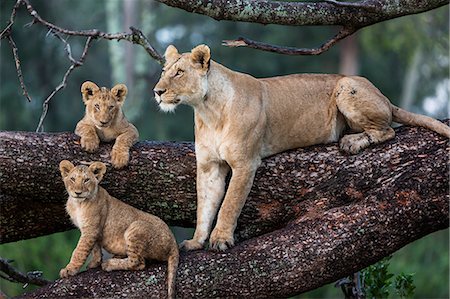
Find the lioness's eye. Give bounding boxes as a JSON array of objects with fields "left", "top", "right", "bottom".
[
  {"left": 84, "top": 178, "right": 90, "bottom": 183},
  {"left": 70, "top": 177, "right": 75, "bottom": 182},
  {"left": 95, "top": 104, "right": 100, "bottom": 110},
  {"left": 175, "top": 69, "right": 184, "bottom": 77}
]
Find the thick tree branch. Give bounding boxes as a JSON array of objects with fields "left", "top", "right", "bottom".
[
  {"left": 157, "top": 0, "right": 448, "bottom": 26},
  {"left": 1, "top": 122, "right": 448, "bottom": 243},
  {"left": 158, "top": 0, "right": 449, "bottom": 55},
  {"left": 1, "top": 122, "right": 448, "bottom": 297}
]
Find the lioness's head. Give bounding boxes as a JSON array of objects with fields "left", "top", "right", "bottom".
[
  {"left": 153, "top": 44, "right": 211, "bottom": 112},
  {"left": 81, "top": 81, "right": 128, "bottom": 128},
  {"left": 60, "top": 160, "right": 106, "bottom": 201}
]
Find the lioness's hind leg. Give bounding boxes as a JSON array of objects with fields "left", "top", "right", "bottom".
[{"left": 335, "top": 77, "right": 395, "bottom": 154}]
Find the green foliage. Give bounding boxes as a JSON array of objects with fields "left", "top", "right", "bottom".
[
  {"left": 394, "top": 273, "right": 416, "bottom": 299},
  {"left": 362, "top": 256, "right": 396, "bottom": 299},
  {"left": 362, "top": 256, "right": 416, "bottom": 299}
]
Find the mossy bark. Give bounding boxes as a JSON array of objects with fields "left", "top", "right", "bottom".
[{"left": 1, "top": 122, "right": 449, "bottom": 297}]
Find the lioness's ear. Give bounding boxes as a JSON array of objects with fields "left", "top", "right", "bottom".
[
  {"left": 191, "top": 44, "right": 210, "bottom": 70},
  {"left": 164, "top": 45, "right": 179, "bottom": 63},
  {"left": 111, "top": 84, "right": 128, "bottom": 103},
  {"left": 81, "top": 81, "right": 100, "bottom": 104},
  {"left": 89, "top": 162, "right": 107, "bottom": 182},
  {"left": 60, "top": 160, "right": 75, "bottom": 178}
]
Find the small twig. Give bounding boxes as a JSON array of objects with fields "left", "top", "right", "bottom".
[
  {"left": 0, "top": 0, "right": 21, "bottom": 40},
  {"left": 130, "top": 26, "right": 164, "bottom": 65},
  {"left": 223, "top": 27, "right": 358, "bottom": 55},
  {"left": 6, "top": 35, "right": 32, "bottom": 102},
  {"left": 51, "top": 31, "right": 81, "bottom": 65},
  {"left": 35, "top": 36, "right": 93, "bottom": 132},
  {"left": 0, "top": 257, "right": 50, "bottom": 287}
]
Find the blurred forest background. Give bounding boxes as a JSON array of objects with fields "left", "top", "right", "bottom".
[{"left": 0, "top": 0, "right": 448, "bottom": 297}]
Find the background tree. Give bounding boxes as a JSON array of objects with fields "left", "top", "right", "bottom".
[{"left": 0, "top": 0, "right": 448, "bottom": 297}]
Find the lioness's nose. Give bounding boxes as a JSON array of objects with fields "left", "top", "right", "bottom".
[
  {"left": 154, "top": 88, "right": 166, "bottom": 96},
  {"left": 75, "top": 191, "right": 82, "bottom": 195}
]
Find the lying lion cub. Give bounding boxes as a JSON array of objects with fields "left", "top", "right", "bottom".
[
  {"left": 76, "top": 81, "right": 139, "bottom": 169},
  {"left": 154, "top": 44, "right": 450, "bottom": 252},
  {"left": 59, "top": 160, "right": 179, "bottom": 299}
]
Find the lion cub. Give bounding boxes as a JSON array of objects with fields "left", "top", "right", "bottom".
[
  {"left": 59, "top": 160, "right": 179, "bottom": 299},
  {"left": 76, "top": 81, "right": 139, "bottom": 169}
]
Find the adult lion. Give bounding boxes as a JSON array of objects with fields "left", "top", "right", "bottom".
[{"left": 154, "top": 44, "right": 450, "bottom": 251}]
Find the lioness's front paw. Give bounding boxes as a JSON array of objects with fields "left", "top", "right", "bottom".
[
  {"left": 179, "top": 239, "right": 204, "bottom": 251},
  {"left": 80, "top": 136, "right": 100, "bottom": 153},
  {"left": 111, "top": 148, "right": 129, "bottom": 169},
  {"left": 59, "top": 266, "right": 78, "bottom": 278},
  {"left": 209, "top": 228, "right": 234, "bottom": 251}
]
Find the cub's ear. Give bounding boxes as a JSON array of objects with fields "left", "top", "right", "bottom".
[
  {"left": 111, "top": 84, "right": 128, "bottom": 103},
  {"left": 191, "top": 44, "right": 210, "bottom": 70},
  {"left": 60, "top": 160, "right": 75, "bottom": 178},
  {"left": 164, "top": 45, "right": 179, "bottom": 63},
  {"left": 81, "top": 81, "right": 100, "bottom": 104},
  {"left": 89, "top": 161, "right": 107, "bottom": 182}
]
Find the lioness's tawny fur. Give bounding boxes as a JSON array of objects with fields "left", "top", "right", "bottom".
[
  {"left": 154, "top": 44, "right": 450, "bottom": 252},
  {"left": 76, "top": 81, "right": 139, "bottom": 169},
  {"left": 59, "top": 160, "right": 179, "bottom": 299}
]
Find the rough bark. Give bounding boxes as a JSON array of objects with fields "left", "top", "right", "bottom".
[
  {"left": 0, "top": 121, "right": 448, "bottom": 239},
  {"left": 156, "top": 0, "right": 449, "bottom": 27},
  {"left": 1, "top": 122, "right": 449, "bottom": 297},
  {"left": 0, "top": 123, "right": 449, "bottom": 298}
]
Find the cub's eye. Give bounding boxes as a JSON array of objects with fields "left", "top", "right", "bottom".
[
  {"left": 70, "top": 177, "right": 75, "bottom": 182},
  {"left": 94, "top": 104, "right": 100, "bottom": 110},
  {"left": 175, "top": 69, "right": 184, "bottom": 77},
  {"left": 84, "top": 178, "right": 90, "bottom": 184},
  {"left": 108, "top": 105, "right": 115, "bottom": 111}
]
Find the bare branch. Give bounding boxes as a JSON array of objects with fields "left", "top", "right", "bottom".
[
  {"left": 35, "top": 36, "right": 93, "bottom": 132},
  {"left": 0, "top": 0, "right": 21, "bottom": 39},
  {"left": 223, "top": 27, "right": 357, "bottom": 55},
  {"left": 0, "top": 257, "right": 51, "bottom": 287},
  {"left": 6, "top": 35, "right": 32, "bottom": 102}
]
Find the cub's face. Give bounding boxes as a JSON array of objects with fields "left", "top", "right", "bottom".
[
  {"left": 59, "top": 160, "right": 106, "bottom": 201},
  {"left": 153, "top": 44, "right": 211, "bottom": 112},
  {"left": 81, "top": 81, "right": 128, "bottom": 128}
]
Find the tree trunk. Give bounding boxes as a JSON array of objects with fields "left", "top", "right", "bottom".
[{"left": 1, "top": 122, "right": 449, "bottom": 297}]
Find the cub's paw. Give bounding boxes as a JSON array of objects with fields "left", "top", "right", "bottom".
[
  {"left": 101, "top": 260, "right": 114, "bottom": 272},
  {"left": 209, "top": 229, "right": 234, "bottom": 251},
  {"left": 111, "top": 148, "right": 129, "bottom": 169},
  {"left": 179, "top": 239, "right": 204, "bottom": 251},
  {"left": 80, "top": 136, "right": 100, "bottom": 153},
  {"left": 87, "top": 259, "right": 102, "bottom": 269},
  {"left": 59, "top": 266, "right": 78, "bottom": 278}
]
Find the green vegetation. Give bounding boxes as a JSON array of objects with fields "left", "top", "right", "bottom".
[{"left": 0, "top": 0, "right": 448, "bottom": 297}]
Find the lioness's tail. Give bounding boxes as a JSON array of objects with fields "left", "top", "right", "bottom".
[
  {"left": 167, "top": 250, "right": 179, "bottom": 299},
  {"left": 391, "top": 104, "right": 450, "bottom": 138}
]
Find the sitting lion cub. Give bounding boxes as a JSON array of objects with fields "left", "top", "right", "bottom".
[
  {"left": 76, "top": 81, "right": 139, "bottom": 169},
  {"left": 59, "top": 160, "right": 179, "bottom": 299}
]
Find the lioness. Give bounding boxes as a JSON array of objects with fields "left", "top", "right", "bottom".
[
  {"left": 76, "top": 81, "right": 139, "bottom": 169},
  {"left": 59, "top": 160, "right": 179, "bottom": 299},
  {"left": 154, "top": 44, "right": 450, "bottom": 251}
]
